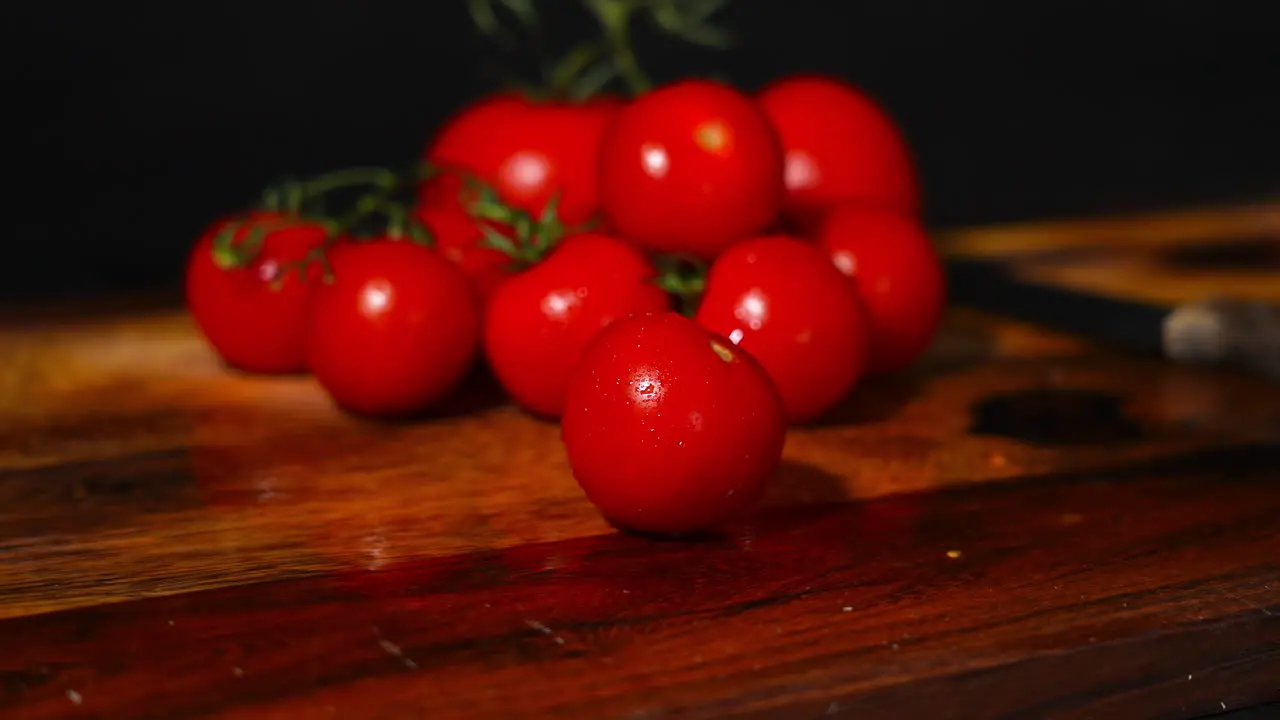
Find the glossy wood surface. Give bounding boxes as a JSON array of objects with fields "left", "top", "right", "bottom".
[{"left": 2, "top": 202, "right": 1279, "bottom": 719}]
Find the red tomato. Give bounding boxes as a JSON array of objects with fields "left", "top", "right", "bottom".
[
  {"left": 696, "top": 235, "right": 870, "bottom": 424},
  {"left": 816, "top": 205, "right": 946, "bottom": 374},
  {"left": 306, "top": 239, "right": 481, "bottom": 417},
  {"left": 185, "top": 211, "right": 329, "bottom": 374},
  {"left": 484, "top": 233, "right": 670, "bottom": 419},
  {"left": 422, "top": 94, "right": 622, "bottom": 226},
  {"left": 413, "top": 203, "right": 513, "bottom": 302},
  {"left": 561, "top": 312, "right": 787, "bottom": 535},
  {"left": 757, "top": 75, "right": 918, "bottom": 235},
  {"left": 597, "top": 79, "right": 785, "bottom": 260}
]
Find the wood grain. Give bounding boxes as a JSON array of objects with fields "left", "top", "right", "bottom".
[
  {"left": 2, "top": 203, "right": 1279, "bottom": 718},
  {"left": 939, "top": 199, "right": 1280, "bottom": 305},
  {"left": 1, "top": 452, "right": 1277, "bottom": 719}
]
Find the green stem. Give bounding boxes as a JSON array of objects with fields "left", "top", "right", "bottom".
[
  {"left": 467, "top": 0, "right": 504, "bottom": 40},
  {"left": 256, "top": 166, "right": 403, "bottom": 219},
  {"left": 587, "top": 0, "right": 652, "bottom": 95},
  {"left": 282, "top": 179, "right": 305, "bottom": 215},
  {"left": 260, "top": 185, "right": 282, "bottom": 213},
  {"left": 385, "top": 203, "right": 407, "bottom": 240},
  {"left": 339, "top": 193, "right": 404, "bottom": 235},
  {"left": 546, "top": 40, "right": 609, "bottom": 97},
  {"left": 300, "top": 167, "right": 399, "bottom": 198},
  {"left": 257, "top": 178, "right": 307, "bottom": 215}
]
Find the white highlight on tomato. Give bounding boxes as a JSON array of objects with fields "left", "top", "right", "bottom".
[
  {"left": 733, "top": 287, "right": 769, "bottom": 331},
  {"left": 540, "top": 289, "right": 581, "bottom": 325},
  {"left": 358, "top": 280, "right": 392, "bottom": 317},
  {"left": 502, "top": 151, "right": 550, "bottom": 191},
  {"left": 784, "top": 149, "right": 819, "bottom": 191},
  {"left": 831, "top": 250, "right": 858, "bottom": 277},
  {"left": 640, "top": 142, "right": 670, "bottom": 179}
]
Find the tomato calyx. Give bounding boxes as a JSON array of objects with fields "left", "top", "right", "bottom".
[
  {"left": 651, "top": 253, "right": 708, "bottom": 317},
  {"left": 458, "top": 174, "right": 590, "bottom": 268},
  {"left": 208, "top": 214, "right": 332, "bottom": 273}
]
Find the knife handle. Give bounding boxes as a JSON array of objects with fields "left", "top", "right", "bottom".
[{"left": 1163, "top": 298, "right": 1280, "bottom": 379}]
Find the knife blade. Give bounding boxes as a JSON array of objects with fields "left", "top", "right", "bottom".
[{"left": 945, "top": 256, "right": 1280, "bottom": 380}]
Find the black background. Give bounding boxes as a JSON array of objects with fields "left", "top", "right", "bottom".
[{"left": 9, "top": 0, "right": 1278, "bottom": 301}]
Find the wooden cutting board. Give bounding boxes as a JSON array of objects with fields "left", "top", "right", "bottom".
[{"left": 1, "top": 202, "right": 1278, "bottom": 719}]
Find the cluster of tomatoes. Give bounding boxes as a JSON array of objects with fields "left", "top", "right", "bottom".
[{"left": 185, "top": 73, "right": 944, "bottom": 536}]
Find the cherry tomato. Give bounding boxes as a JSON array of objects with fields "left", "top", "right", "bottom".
[
  {"left": 696, "top": 235, "right": 870, "bottom": 424},
  {"left": 185, "top": 211, "right": 329, "bottom": 374},
  {"left": 413, "top": 202, "right": 513, "bottom": 303},
  {"left": 597, "top": 79, "right": 785, "bottom": 260},
  {"left": 816, "top": 205, "right": 946, "bottom": 374},
  {"left": 757, "top": 75, "right": 919, "bottom": 235},
  {"left": 306, "top": 239, "right": 481, "bottom": 417},
  {"left": 422, "top": 94, "right": 622, "bottom": 226},
  {"left": 484, "top": 233, "right": 670, "bottom": 419},
  {"left": 561, "top": 312, "right": 786, "bottom": 535}
]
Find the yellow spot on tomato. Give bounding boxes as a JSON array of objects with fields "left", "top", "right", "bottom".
[
  {"left": 708, "top": 338, "right": 736, "bottom": 363},
  {"left": 694, "top": 120, "right": 733, "bottom": 156}
]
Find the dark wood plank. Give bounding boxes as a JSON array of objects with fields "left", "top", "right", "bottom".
[{"left": 1, "top": 446, "right": 1277, "bottom": 719}]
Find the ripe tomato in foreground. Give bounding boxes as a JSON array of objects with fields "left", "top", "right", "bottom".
[
  {"left": 484, "top": 233, "right": 670, "bottom": 419},
  {"left": 757, "top": 75, "right": 918, "bottom": 235},
  {"left": 696, "top": 235, "right": 870, "bottom": 424},
  {"left": 597, "top": 79, "right": 785, "bottom": 260},
  {"left": 186, "top": 211, "right": 329, "bottom": 374},
  {"left": 561, "top": 313, "right": 787, "bottom": 535},
  {"left": 816, "top": 205, "right": 946, "bottom": 374},
  {"left": 414, "top": 202, "right": 513, "bottom": 303},
  {"left": 423, "top": 94, "right": 622, "bottom": 226},
  {"left": 306, "top": 240, "right": 481, "bottom": 417}
]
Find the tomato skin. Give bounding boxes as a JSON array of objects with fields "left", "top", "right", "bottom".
[
  {"left": 816, "top": 205, "right": 946, "bottom": 374},
  {"left": 413, "top": 203, "right": 513, "bottom": 303},
  {"left": 306, "top": 239, "right": 481, "bottom": 417},
  {"left": 185, "top": 212, "right": 328, "bottom": 374},
  {"left": 561, "top": 312, "right": 786, "bottom": 535},
  {"left": 597, "top": 79, "right": 785, "bottom": 260},
  {"left": 757, "top": 75, "right": 918, "bottom": 235},
  {"left": 696, "top": 235, "right": 870, "bottom": 424},
  {"left": 484, "top": 233, "right": 670, "bottom": 419},
  {"left": 423, "top": 94, "right": 623, "bottom": 226}
]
